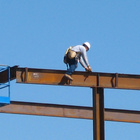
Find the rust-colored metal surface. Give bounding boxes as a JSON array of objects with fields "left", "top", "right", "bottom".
[
  {"left": 16, "top": 67, "right": 140, "bottom": 90},
  {"left": 93, "top": 88, "right": 105, "bottom": 140},
  {"left": 105, "top": 108, "right": 140, "bottom": 123},
  {"left": 0, "top": 66, "right": 18, "bottom": 83},
  {"left": 0, "top": 66, "right": 140, "bottom": 140},
  {"left": 0, "top": 101, "right": 93, "bottom": 119},
  {"left": 0, "top": 101, "right": 140, "bottom": 123}
]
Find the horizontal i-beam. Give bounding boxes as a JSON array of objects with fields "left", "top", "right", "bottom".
[
  {"left": 0, "top": 101, "right": 140, "bottom": 123},
  {"left": 16, "top": 67, "right": 140, "bottom": 90}
]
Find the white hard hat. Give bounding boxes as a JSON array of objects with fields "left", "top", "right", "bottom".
[{"left": 83, "top": 42, "right": 91, "bottom": 49}]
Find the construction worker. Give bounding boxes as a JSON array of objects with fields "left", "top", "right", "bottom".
[{"left": 64, "top": 42, "right": 92, "bottom": 81}]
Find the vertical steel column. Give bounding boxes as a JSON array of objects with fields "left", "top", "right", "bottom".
[{"left": 93, "top": 88, "right": 105, "bottom": 140}]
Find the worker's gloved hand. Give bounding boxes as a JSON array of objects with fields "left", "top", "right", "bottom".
[
  {"left": 85, "top": 67, "right": 89, "bottom": 71},
  {"left": 88, "top": 66, "right": 92, "bottom": 72},
  {"left": 85, "top": 66, "right": 92, "bottom": 72}
]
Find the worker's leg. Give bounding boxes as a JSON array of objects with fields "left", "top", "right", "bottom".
[
  {"left": 65, "top": 58, "right": 77, "bottom": 80},
  {"left": 66, "top": 63, "right": 77, "bottom": 75}
]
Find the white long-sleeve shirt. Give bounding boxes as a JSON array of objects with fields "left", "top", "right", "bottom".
[{"left": 71, "top": 45, "right": 90, "bottom": 68}]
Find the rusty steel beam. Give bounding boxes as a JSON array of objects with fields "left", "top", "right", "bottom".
[
  {"left": 0, "top": 65, "right": 18, "bottom": 83},
  {"left": 0, "top": 101, "right": 93, "bottom": 119},
  {"left": 16, "top": 67, "right": 140, "bottom": 90},
  {"left": 0, "top": 101, "right": 140, "bottom": 123},
  {"left": 93, "top": 88, "right": 105, "bottom": 140}
]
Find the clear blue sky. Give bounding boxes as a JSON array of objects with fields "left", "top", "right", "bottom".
[{"left": 0, "top": 0, "right": 140, "bottom": 140}]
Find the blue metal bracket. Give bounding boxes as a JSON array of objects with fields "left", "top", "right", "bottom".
[{"left": 0, "top": 65, "right": 10, "bottom": 106}]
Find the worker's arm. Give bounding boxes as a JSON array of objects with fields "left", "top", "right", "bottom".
[
  {"left": 79, "top": 57, "right": 87, "bottom": 68},
  {"left": 80, "top": 47, "right": 90, "bottom": 67},
  {"left": 79, "top": 57, "right": 92, "bottom": 72},
  {"left": 79, "top": 47, "right": 92, "bottom": 72}
]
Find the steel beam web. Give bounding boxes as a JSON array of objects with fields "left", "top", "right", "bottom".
[
  {"left": 16, "top": 67, "right": 140, "bottom": 90},
  {"left": 0, "top": 101, "right": 140, "bottom": 123}
]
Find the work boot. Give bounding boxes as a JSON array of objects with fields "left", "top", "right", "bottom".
[{"left": 64, "top": 74, "right": 73, "bottom": 81}]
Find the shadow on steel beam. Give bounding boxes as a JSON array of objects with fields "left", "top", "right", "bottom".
[{"left": 58, "top": 76, "right": 72, "bottom": 85}]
